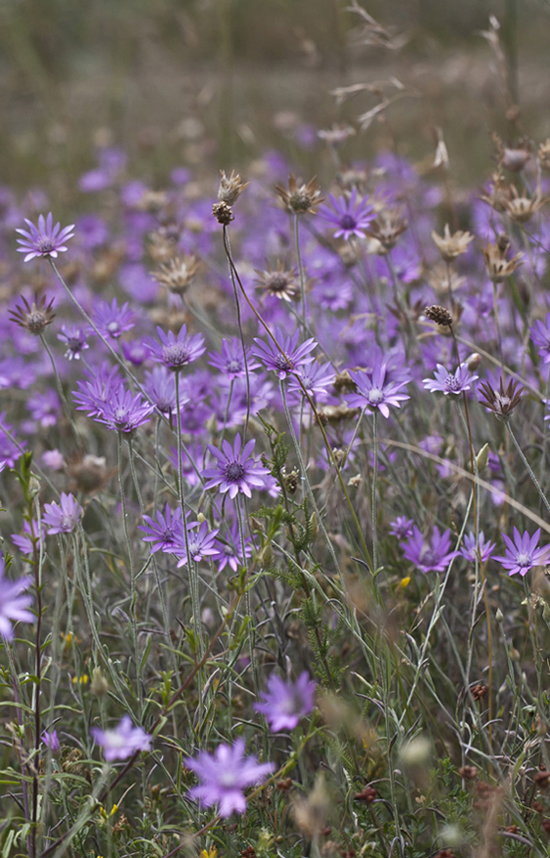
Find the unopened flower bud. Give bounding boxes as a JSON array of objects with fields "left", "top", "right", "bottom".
[
  {"left": 259, "top": 543, "right": 274, "bottom": 566},
  {"left": 91, "top": 667, "right": 109, "bottom": 697},
  {"left": 29, "top": 476, "right": 41, "bottom": 498},
  {"left": 309, "top": 512, "right": 319, "bottom": 539},
  {"left": 475, "top": 443, "right": 489, "bottom": 471},
  {"left": 197, "top": 512, "right": 206, "bottom": 524},
  {"left": 495, "top": 607, "right": 504, "bottom": 623},
  {"left": 466, "top": 352, "right": 482, "bottom": 371}
]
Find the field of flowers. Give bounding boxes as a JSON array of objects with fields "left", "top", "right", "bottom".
[{"left": 3, "top": 3, "right": 550, "bottom": 858}]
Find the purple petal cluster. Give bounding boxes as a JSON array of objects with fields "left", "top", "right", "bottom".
[
  {"left": 203, "top": 434, "right": 270, "bottom": 499},
  {"left": 254, "top": 671, "right": 316, "bottom": 731},
  {"left": 145, "top": 325, "right": 206, "bottom": 371},
  {"left": 43, "top": 492, "right": 83, "bottom": 535},
  {"left": 91, "top": 715, "right": 152, "bottom": 761},
  {"left": 16, "top": 213, "right": 75, "bottom": 262},
  {"left": 493, "top": 527, "right": 550, "bottom": 577},
  {"left": 400, "top": 526, "right": 459, "bottom": 573},
  {"left": 0, "top": 555, "right": 33, "bottom": 640}
]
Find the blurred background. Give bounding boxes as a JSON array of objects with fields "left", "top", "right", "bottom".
[{"left": 1, "top": 0, "right": 549, "bottom": 198}]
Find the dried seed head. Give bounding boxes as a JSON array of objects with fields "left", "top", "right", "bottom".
[
  {"left": 503, "top": 186, "right": 549, "bottom": 222},
  {"left": 426, "top": 263, "right": 466, "bottom": 296},
  {"left": 424, "top": 304, "right": 453, "bottom": 327},
  {"left": 482, "top": 241, "right": 523, "bottom": 281},
  {"left": 152, "top": 255, "right": 201, "bottom": 295},
  {"left": 217, "top": 169, "right": 249, "bottom": 206},
  {"left": 212, "top": 201, "right": 235, "bottom": 225},
  {"left": 68, "top": 454, "right": 114, "bottom": 494},
  {"left": 275, "top": 174, "right": 324, "bottom": 215},
  {"left": 315, "top": 404, "right": 360, "bottom": 426},
  {"left": 318, "top": 123, "right": 356, "bottom": 149},
  {"left": 493, "top": 133, "right": 531, "bottom": 172},
  {"left": 9, "top": 293, "right": 56, "bottom": 335},
  {"left": 459, "top": 765, "right": 479, "bottom": 780},
  {"left": 283, "top": 467, "right": 300, "bottom": 494},
  {"left": 148, "top": 227, "right": 181, "bottom": 263},
  {"left": 431, "top": 223, "right": 474, "bottom": 262},
  {"left": 255, "top": 260, "right": 297, "bottom": 302},
  {"left": 538, "top": 139, "right": 550, "bottom": 171},
  {"left": 478, "top": 376, "right": 523, "bottom": 421},
  {"left": 365, "top": 208, "right": 408, "bottom": 250},
  {"left": 337, "top": 166, "right": 369, "bottom": 195},
  {"left": 137, "top": 190, "right": 168, "bottom": 213},
  {"left": 470, "top": 683, "right": 487, "bottom": 701}
]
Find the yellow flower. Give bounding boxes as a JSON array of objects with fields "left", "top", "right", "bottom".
[
  {"left": 71, "top": 674, "right": 89, "bottom": 685},
  {"left": 399, "top": 577, "right": 411, "bottom": 589},
  {"left": 200, "top": 848, "right": 217, "bottom": 858}
]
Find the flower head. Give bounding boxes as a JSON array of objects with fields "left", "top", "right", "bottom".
[
  {"left": 175, "top": 521, "right": 220, "bottom": 567},
  {"left": 275, "top": 174, "right": 324, "bottom": 215},
  {"left": 319, "top": 189, "right": 374, "bottom": 240},
  {"left": 530, "top": 314, "right": 550, "bottom": 363},
  {"left": 43, "top": 492, "right": 83, "bottom": 535},
  {"left": 0, "top": 556, "right": 33, "bottom": 640},
  {"left": 212, "top": 521, "right": 253, "bottom": 573},
  {"left": 9, "top": 294, "right": 56, "bottom": 335},
  {"left": 203, "top": 434, "right": 270, "bottom": 499},
  {"left": 91, "top": 715, "right": 152, "bottom": 762},
  {"left": 58, "top": 325, "right": 89, "bottom": 360},
  {"left": 145, "top": 325, "right": 206, "bottom": 372},
  {"left": 252, "top": 328, "right": 316, "bottom": 380},
  {"left": 482, "top": 240, "right": 523, "bottom": 282},
  {"left": 93, "top": 299, "right": 135, "bottom": 340},
  {"left": 346, "top": 364, "right": 409, "bottom": 418},
  {"left": 185, "top": 739, "right": 275, "bottom": 817},
  {"left": 73, "top": 363, "right": 123, "bottom": 417},
  {"left": 152, "top": 255, "right": 200, "bottom": 295},
  {"left": 208, "top": 338, "right": 259, "bottom": 380},
  {"left": 96, "top": 385, "right": 154, "bottom": 433},
  {"left": 389, "top": 517, "right": 414, "bottom": 539},
  {"left": 255, "top": 261, "right": 297, "bottom": 302},
  {"left": 16, "top": 213, "right": 75, "bottom": 262},
  {"left": 138, "top": 504, "right": 195, "bottom": 554},
  {"left": 479, "top": 376, "right": 523, "bottom": 421},
  {"left": 493, "top": 527, "right": 550, "bottom": 577},
  {"left": 254, "top": 672, "right": 316, "bottom": 731},
  {"left": 41, "top": 730, "right": 60, "bottom": 753},
  {"left": 401, "top": 526, "right": 459, "bottom": 573},
  {"left": 423, "top": 363, "right": 478, "bottom": 396},
  {"left": 460, "top": 531, "right": 496, "bottom": 564},
  {"left": 431, "top": 224, "right": 474, "bottom": 262}
]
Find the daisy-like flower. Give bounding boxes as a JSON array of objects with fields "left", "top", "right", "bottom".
[
  {"left": 175, "top": 521, "right": 220, "bottom": 567},
  {"left": 93, "top": 299, "right": 135, "bottom": 340},
  {"left": 138, "top": 504, "right": 195, "bottom": 554},
  {"left": 9, "top": 294, "right": 56, "bottom": 335},
  {"left": 319, "top": 189, "right": 374, "bottom": 240},
  {"left": 203, "top": 434, "right": 270, "bottom": 499},
  {"left": 287, "top": 361, "right": 335, "bottom": 403},
  {"left": 0, "top": 555, "right": 33, "bottom": 640},
  {"left": 73, "top": 363, "right": 123, "bottom": 417},
  {"left": 493, "top": 527, "right": 550, "bottom": 577},
  {"left": 255, "top": 261, "right": 297, "bottom": 302},
  {"left": 346, "top": 364, "right": 410, "bottom": 418},
  {"left": 41, "top": 730, "right": 60, "bottom": 753},
  {"left": 12, "top": 520, "right": 46, "bottom": 556},
  {"left": 530, "top": 314, "right": 550, "bottom": 363},
  {"left": 16, "top": 213, "right": 75, "bottom": 262},
  {"left": 143, "top": 366, "right": 181, "bottom": 416},
  {"left": 95, "top": 385, "right": 154, "bottom": 433},
  {"left": 185, "top": 738, "right": 275, "bottom": 817},
  {"left": 254, "top": 671, "right": 316, "bottom": 732},
  {"left": 400, "top": 526, "right": 459, "bottom": 574},
  {"left": 212, "top": 521, "right": 253, "bottom": 573},
  {"left": 460, "top": 531, "right": 496, "bottom": 563},
  {"left": 144, "top": 325, "right": 206, "bottom": 372},
  {"left": 91, "top": 715, "right": 151, "bottom": 762},
  {"left": 389, "top": 516, "right": 414, "bottom": 539},
  {"left": 43, "top": 492, "right": 83, "bottom": 535},
  {"left": 58, "top": 325, "right": 89, "bottom": 361},
  {"left": 423, "top": 363, "right": 478, "bottom": 396},
  {"left": 252, "top": 328, "right": 316, "bottom": 380},
  {"left": 208, "top": 338, "right": 259, "bottom": 380}
]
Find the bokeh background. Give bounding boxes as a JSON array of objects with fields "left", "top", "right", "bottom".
[{"left": 1, "top": 0, "right": 549, "bottom": 198}]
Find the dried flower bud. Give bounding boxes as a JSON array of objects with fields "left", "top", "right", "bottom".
[
  {"left": 91, "top": 667, "right": 109, "bottom": 697},
  {"left": 482, "top": 241, "right": 523, "bottom": 281},
  {"left": 431, "top": 224, "right": 474, "bottom": 262},
  {"left": 152, "top": 255, "right": 200, "bottom": 295},
  {"left": 479, "top": 377, "right": 523, "bottom": 421},
  {"left": 424, "top": 304, "right": 453, "bottom": 327},
  {"left": 538, "top": 139, "right": 550, "bottom": 171},
  {"left": 365, "top": 208, "right": 408, "bottom": 251},
  {"left": 465, "top": 352, "right": 482, "bottom": 371},
  {"left": 470, "top": 683, "right": 487, "bottom": 701},
  {"left": 275, "top": 174, "right": 324, "bottom": 215},
  {"left": 354, "top": 786, "right": 377, "bottom": 803},
  {"left": 284, "top": 468, "right": 299, "bottom": 494},
  {"left": 218, "top": 169, "right": 249, "bottom": 206},
  {"left": 276, "top": 777, "right": 293, "bottom": 791},
  {"left": 212, "top": 202, "right": 235, "bottom": 225},
  {"left": 9, "top": 293, "right": 56, "bottom": 336},
  {"left": 458, "top": 765, "right": 478, "bottom": 780},
  {"left": 255, "top": 261, "right": 297, "bottom": 302}
]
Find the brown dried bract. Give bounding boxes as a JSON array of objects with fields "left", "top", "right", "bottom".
[
  {"left": 482, "top": 241, "right": 523, "bottom": 282},
  {"left": 255, "top": 260, "right": 297, "bottom": 302},
  {"left": 431, "top": 223, "right": 474, "bottom": 262},
  {"left": 479, "top": 376, "right": 523, "bottom": 421},
  {"left": 152, "top": 255, "right": 201, "bottom": 295},
  {"left": 218, "top": 169, "right": 250, "bottom": 206},
  {"left": 9, "top": 293, "right": 56, "bottom": 336},
  {"left": 275, "top": 173, "right": 324, "bottom": 215},
  {"left": 365, "top": 208, "right": 408, "bottom": 251}
]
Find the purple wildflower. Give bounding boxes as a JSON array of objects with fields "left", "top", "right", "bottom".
[
  {"left": 144, "top": 325, "right": 205, "bottom": 371},
  {"left": 203, "top": 434, "right": 270, "bottom": 499},
  {"left": 73, "top": 364, "right": 123, "bottom": 417},
  {"left": 389, "top": 517, "right": 414, "bottom": 539},
  {"left": 43, "top": 492, "right": 83, "bottom": 535},
  {"left": 185, "top": 738, "right": 275, "bottom": 817},
  {"left": 27, "top": 390, "right": 61, "bottom": 428},
  {"left": 319, "top": 189, "right": 374, "bottom": 240},
  {"left": 423, "top": 364, "right": 478, "bottom": 396},
  {"left": 254, "top": 671, "right": 316, "bottom": 731},
  {"left": 93, "top": 299, "right": 135, "bottom": 340},
  {"left": 0, "top": 412, "right": 26, "bottom": 471},
  {"left": 0, "top": 555, "right": 33, "bottom": 640},
  {"left": 460, "top": 532, "right": 496, "bottom": 564},
  {"left": 138, "top": 504, "right": 195, "bottom": 554},
  {"left": 57, "top": 325, "right": 89, "bottom": 361},
  {"left": 12, "top": 519, "right": 45, "bottom": 555},
  {"left": 287, "top": 361, "right": 335, "bottom": 403},
  {"left": 252, "top": 328, "right": 316, "bottom": 380},
  {"left": 493, "top": 527, "right": 550, "bottom": 577},
  {"left": 143, "top": 366, "right": 179, "bottom": 416},
  {"left": 212, "top": 521, "right": 253, "bottom": 573},
  {"left": 16, "top": 213, "right": 75, "bottom": 262},
  {"left": 175, "top": 521, "right": 220, "bottom": 567},
  {"left": 530, "top": 313, "right": 550, "bottom": 363},
  {"left": 346, "top": 364, "right": 410, "bottom": 418},
  {"left": 400, "top": 526, "right": 459, "bottom": 573},
  {"left": 90, "top": 715, "right": 152, "bottom": 762},
  {"left": 41, "top": 730, "right": 60, "bottom": 753},
  {"left": 208, "top": 338, "right": 259, "bottom": 380},
  {"left": 96, "top": 385, "right": 154, "bottom": 433}
]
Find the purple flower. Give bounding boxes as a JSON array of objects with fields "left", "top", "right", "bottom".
[
  {"left": 28, "top": 390, "right": 61, "bottom": 428},
  {"left": 185, "top": 738, "right": 275, "bottom": 817},
  {"left": 138, "top": 504, "right": 195, "bottom": 554},
  {"left": 254, "top": 671, "right": 316, "bottom": 731},
  {"left": 57, "top": 325, "right": 89, "bottom": 361},
  {"left": 493, "top": 527, "right": 550, "bottom": 577},
  {"left": 212, "top": 521, "right": 253, "bottom": 573},
  {"left": 95, "top": 385, "right": 154, "bottom": 433},
  {"left": 203, "top": 434, "right": 270, "bottom": 499},
  {"left": 252, "top": 328, "right": 316, "bottom": 380},
  {"left": 73, "top": 363, "right": 123, "bottom": 417},
  {"left": 12, "top": 519, "right": 46, "bottom": 555},
  {"left": 0, "top": 555, "right": 33, "bottom": 640},
  {"left": 0, "top": 413, "right": 25, "bottom": 471},
  {"left": 43, "top": 492, "right": 83, "bottom": 535},
  {"left": 175, "top": 521, "right": 220, "bottom": 567},
  {"left": 93, "top": 299, "right": 135, "bottom": 340},
  {"left": 423, "top": 364, "right": 478, "bottom": 396},
  {"left": 208, "top": 338, "right": 259, "bottom": 380},
  {"left": 91, "top": 715, "right": 152, "bottom": 762},
  {"left": 143, "top": 366, "right": 179, "bottom": 416},
  {"left": 319, "top": 189, "right": 374, "bottom": 240},
  {"left": 287, "top": 361, "right": 335, "bottom": 403},
  {"left": 400, "top": 526, "right": 459, "bottom": 573},
  {"left": 16, "top": 213, "right": 75, "bottom": 262},
  {"left": 389, "top": 517, "right": 414, "bottom": 539},
  {"left": 460, "top": 531, "right": 496, "bottom": 564},
  {"left": 41, "top": 730, "right": 60, "bottom": 753},
  {"left": 346, "top": 364, "right": 410, "bottom": 418},
  {"left": 530, "top": 313, "right": 550, "bottom": 365},
  {"left": 145, "top": 325, "right": 205, "bottom": 372}
]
